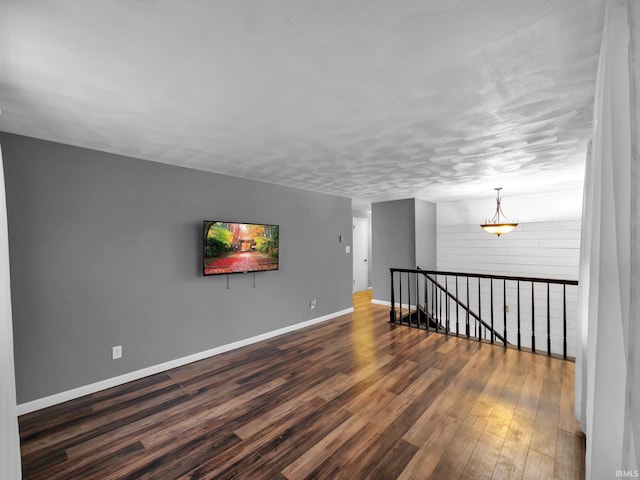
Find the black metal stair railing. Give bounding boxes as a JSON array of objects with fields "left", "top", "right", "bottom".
[{"left": 389, "top": 268, "right": 579, "bottom": 360}]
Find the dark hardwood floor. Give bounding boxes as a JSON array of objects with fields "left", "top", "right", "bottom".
[{"left": 19, "top": 291, "right": 585, "bottom": 479}]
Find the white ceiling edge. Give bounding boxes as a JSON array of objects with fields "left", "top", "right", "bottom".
[{"left": 437, "top": 188, "right": 584, "bottom": 225}]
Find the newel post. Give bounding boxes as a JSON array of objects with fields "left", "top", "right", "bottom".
[{"left": 390, "top": 269, "right": 396, "bottom": 323}]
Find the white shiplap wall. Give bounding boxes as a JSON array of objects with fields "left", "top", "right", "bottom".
[
  {"left": 435, "top": 191, "right": 582, "bottom": 357},
  {"left": 437, "top": 221, "right": 581, "bottom": 280}
]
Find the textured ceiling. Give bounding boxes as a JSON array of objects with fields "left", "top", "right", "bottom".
[{"left": 0, "top": 0, "right": 606, "bottom": 206}]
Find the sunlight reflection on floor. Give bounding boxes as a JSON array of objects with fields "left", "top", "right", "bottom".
[{"left": 351, "top": 290, "right": 376, "bottom": 369}]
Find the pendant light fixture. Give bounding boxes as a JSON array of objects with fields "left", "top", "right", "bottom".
[{"left": 480, "top": 187, "right": 518, "bottom": 237}]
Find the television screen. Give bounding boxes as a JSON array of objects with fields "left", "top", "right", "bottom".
[{"left": 203, "top": 221, "right": 279, "bottom": 275}]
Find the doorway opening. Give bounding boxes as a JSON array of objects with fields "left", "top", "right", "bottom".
[{"left": 352, "top": 216, "right": 369, "bottom": 293}]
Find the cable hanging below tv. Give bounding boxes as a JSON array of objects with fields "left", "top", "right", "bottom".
[{"left": 203, "top": 221, "right": 279, "bottom": 276}]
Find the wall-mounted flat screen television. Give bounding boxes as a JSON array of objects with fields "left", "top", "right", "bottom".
[{"left": 203, "top": 221, "right": 279, "bottom": 276}]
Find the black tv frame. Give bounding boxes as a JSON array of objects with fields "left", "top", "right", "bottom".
[{"left": 203, "top": 220, "right": 279, "bottom": 276}]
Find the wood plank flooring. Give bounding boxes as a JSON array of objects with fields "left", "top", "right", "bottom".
[{"left": 19, "top": 290, "right": 585, "bottom": 479}]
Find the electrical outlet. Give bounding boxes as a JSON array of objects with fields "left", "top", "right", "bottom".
[
  {"left": 310, "top": 299, "right": 317, "bottom": 309},
  {"left": 112, "top": 345, "right": 122, "bottom": 360}
]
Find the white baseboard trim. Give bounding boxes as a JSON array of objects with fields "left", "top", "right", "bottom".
[
  {"left": 372, "top": 299, "right": 414, "bottom": 310},
  {"left": 17, "top": 307, "right": 354, "bottom": 416},
  {"left": 372, "top": 298, "right": 390, "bottom": 306}
]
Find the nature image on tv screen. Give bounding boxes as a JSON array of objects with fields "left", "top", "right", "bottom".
[{"left": 203, "top": 221, "right": 279, "bottom": 275}]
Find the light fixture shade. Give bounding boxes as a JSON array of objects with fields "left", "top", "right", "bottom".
[
  {"left": 481, "top": 188, "right": 518, "bottom": 237},
  {"left": 480, "top": 222, "right": 518, "bottom": 236}
]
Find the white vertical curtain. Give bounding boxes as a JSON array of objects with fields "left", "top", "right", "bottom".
[
  {"left": 576, "top": 0, "right": 639, "bottom": 477},
  {"left": 0, "top": 140, "right": 21, "bottom": 478},
  {"left": 627, "top": 0, "right": 640, "bottom": 470}
]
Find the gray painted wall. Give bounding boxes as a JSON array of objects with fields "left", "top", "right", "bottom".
[
  {"left": 371, "top": 199, "right": 416, "bottom": 302},
  {"left": 1, "top": 133, "right": 353, "bottom": 404},
  {"left": 371, "top": 198, "right": 436, "bottom": 303},
  {"left": 414, "top": 199, "right": 436, "bottom": 270}
]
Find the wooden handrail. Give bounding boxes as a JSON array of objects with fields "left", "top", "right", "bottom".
[{"left": 391, "top": 267, "right": 578, "bottom": 286}]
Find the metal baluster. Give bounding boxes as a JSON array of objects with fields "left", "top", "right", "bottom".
[
  {"left": 431, "top": 278, "right": 435, "bottom": 329},
  {"left": 445, "top": 275, "right": 450, "bottom": 334},
  {"left": 390, "top": 270, "right": 396, "bottom": 323},
  {"left": 563, "top": 284, "right": 568, "bottom": 359},
  {"left": 438, "top": 274, "right": 442, "bottom": 330},
  {"left": 399, "top": 273, "right": 403, "bottom": 325},
  {"left": 489, "top": 278, "right": 495, "bottom": 343},
  {"left": 455, "top": 276, "right": 459, "bottom": 336},
  {"left": 517, "top": 280, "right": 521, "bottom": 350},
  {"left": 547, "top": 282, "right": 551, "bottom": 355},
  {"left": 466, "top": 276, "right": 470, "bottom": 338},
  {"left": 415, "top": 272, "right": 419, "bottom": 326},
  {"left": 423, "top": 274, "right": 429, "bottom": 331},
  {"left": 434, "top": 278, "right": 438, "bottom": 331},
  {"left": 531, "top": 282, "right": 536, "bottom": 353},
  {"left": 407, "top": 272, "right": 411, "bottom": 327},
  {"left": 478, "top": 278, "right": 482, "bottom": 342},
  {"left": 503, "top": 279, "right": 507, "bottom": 348}
]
